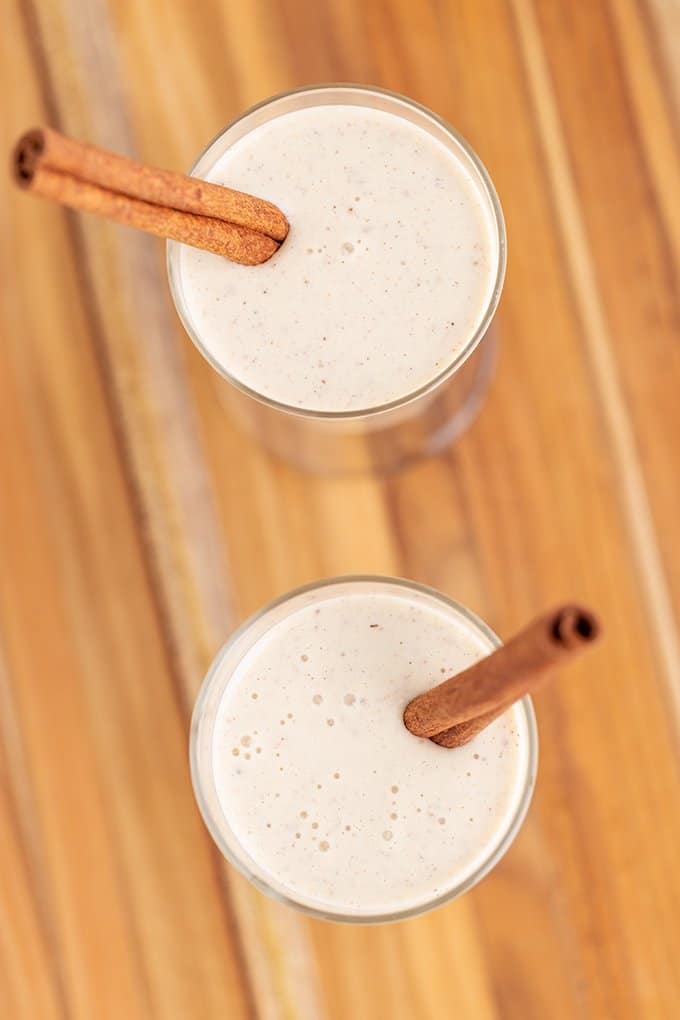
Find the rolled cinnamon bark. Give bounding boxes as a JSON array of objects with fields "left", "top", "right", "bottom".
[
  {"left": 12, "top": 127, "right": 288, "bottom": 265},
  {"left": 404, "top": 605, "right": 600, "bottom": 748},
  {"left": 22, "top": 165, "right": 279, "bottom": 265}
]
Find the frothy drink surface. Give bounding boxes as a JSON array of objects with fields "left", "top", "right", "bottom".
[
  {"left": 178, "top": 104, "right": 498, "bottom": 412},
  {"left": 212, "top": 589, "right": 531, "bottom": 917}
]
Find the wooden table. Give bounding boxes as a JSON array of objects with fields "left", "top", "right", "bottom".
[{"left": 3, "top": 1, "right": 680, "bottom": 1016}]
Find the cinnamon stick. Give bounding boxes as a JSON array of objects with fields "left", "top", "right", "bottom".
[
  {"left": 404, "top": 605, "right": 601, "bottom": 749},
  {"left": 12, "top": 127, "right": 288, "bottom": 266}
]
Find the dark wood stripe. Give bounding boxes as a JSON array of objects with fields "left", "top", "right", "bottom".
[
  {"left": 604, "top": 0, "right": 680, "bottom": 291},
  {"left": 0, "top": 635, "right": 71, "bottom": 1020},
  {"left": 636, "top": 0, "right": 680, "bottom": 135}
]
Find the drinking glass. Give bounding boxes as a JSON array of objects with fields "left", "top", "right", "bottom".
[
  {"left": 190, "top": 576, "right": 537, "bottom": 923},
  {"left": 168, "top": 86, "right": 506, "bottom": 474}
]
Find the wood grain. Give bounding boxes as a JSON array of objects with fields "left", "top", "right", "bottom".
[{"left": 2, "top": 0, "right": 679, "bottom": 1017}]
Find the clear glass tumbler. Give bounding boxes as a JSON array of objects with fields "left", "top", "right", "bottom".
[
  {"left": 168, "top": 86, "right": 506, "bottom": 474},
  {"left": 190, "top": 576, "right": 537, "bottom": 924}
]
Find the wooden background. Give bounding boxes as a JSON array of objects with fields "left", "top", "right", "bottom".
[{"left": 2, "top": 0, "right": 680, "bottom": 1016}]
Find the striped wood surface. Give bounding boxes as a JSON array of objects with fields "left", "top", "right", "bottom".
[{"left": 2, "top": 0, "right": 680, "bottom": 1017}]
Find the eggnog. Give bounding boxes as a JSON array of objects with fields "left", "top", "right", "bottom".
[
  {"left": 174, "top": 99, "right": 499, "bottom": 414},
  {"left": 191, "top": 578, "right": 536, "bottom": 921}
]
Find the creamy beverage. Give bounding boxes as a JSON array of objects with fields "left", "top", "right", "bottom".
[
  {"left": 174, "top": 101, "right": 499, "bottom": 413},
  {"left": 191, "top": 579, "right": 536, "bottom": 921}
]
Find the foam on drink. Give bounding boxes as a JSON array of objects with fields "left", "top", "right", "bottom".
[
  {"left": 176, "top": 103, "right": 498, "bottom": 412},
  {"left": 206, "top": 583, "right": 533, "bottom": 918}
]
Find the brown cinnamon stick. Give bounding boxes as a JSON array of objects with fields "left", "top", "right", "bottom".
[
  {"left": 12, "top": 127, "right": 288, "bottom": 266},
  {"left": 404, "top": 605, "right": 601, "bottom": 749}
]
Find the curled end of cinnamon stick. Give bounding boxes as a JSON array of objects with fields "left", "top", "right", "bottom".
[
  {"left": 551, "top": 605, "right": 600, "bottom": 649},
  {"left": 12, "top": 128, "right": 46, "bottom": 189}
]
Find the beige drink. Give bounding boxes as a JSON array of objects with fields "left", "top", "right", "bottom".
[
  {"left": 176, "top": 103, "right": 498, "bottom": 412},
  {"left": 191, "top": 578, "right": 536, "bottom": 922},
  {"left": 168, "top": 87, "right": 505, "bottom": 471}
]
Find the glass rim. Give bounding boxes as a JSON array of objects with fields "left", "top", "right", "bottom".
[
  {"left": 168, "top": 83, "right": 507, "bottom": 421},
  {"left": 190, "top": 574, "right": 538, "bottom": 924}
]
